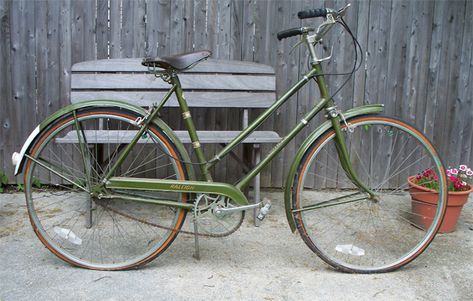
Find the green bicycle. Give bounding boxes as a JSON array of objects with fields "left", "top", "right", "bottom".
[{"left": 13, "top": 5, "right": 447, "bottom": 273}]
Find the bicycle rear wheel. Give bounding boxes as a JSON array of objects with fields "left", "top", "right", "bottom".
[
  {"left": 292, "top": 116, "right": 447, "bottom": 273},
  {"left": 24, "top": 107, "right": 189, "bottom": 270}
]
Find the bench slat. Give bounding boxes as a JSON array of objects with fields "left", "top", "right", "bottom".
[
  {"left": 72, "top": 58, "right": 275, "bottom": 74},
  {"left": 56, "top": 130, "right": 282, "bottom": 144},
  {"left": 72, "top": 73, "right": 275, "bottom": 91},
  {"left": 71, "top": 91, "right": 275, "bottom": 108}
]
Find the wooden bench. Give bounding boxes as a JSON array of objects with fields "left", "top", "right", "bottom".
[{"left": 67, "top": 58, "right": 281, "bottom": 209}]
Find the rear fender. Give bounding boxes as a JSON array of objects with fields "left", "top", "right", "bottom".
[{"left": 12, "top": 100, "right": 195, "bottom": 180}]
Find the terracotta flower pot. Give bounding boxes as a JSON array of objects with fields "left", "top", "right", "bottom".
[{"left": 407, "top": 176, "right": 472, "bottom": 233}]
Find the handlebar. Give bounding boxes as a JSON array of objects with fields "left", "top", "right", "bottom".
[
  {"left": 277, "top": 27, "right": 314, "bottom": 41},
  {"left": 277, "top": 5, "right": 350, "bottom": 41},
  {"left": 297, "top": 8, "right": 327, "bottom": 19}
]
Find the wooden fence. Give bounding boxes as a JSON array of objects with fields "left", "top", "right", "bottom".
[{"left": 0, "top": 0, "right": 472, "bottom": 187}]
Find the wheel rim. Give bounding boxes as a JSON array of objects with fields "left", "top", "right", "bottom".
[
  {"left": 294, "top": 117, "right": 447, "bottom": 272},
  {"left": 24, "top": 109, "right": 187, "bottom": 269}
]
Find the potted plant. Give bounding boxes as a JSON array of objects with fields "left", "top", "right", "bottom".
[{"left": 407, "top": 165, "right": 473, "bottom": 233}]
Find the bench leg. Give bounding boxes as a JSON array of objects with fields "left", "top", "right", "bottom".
[{"left": 253, "top": 144, "right": 261, "bottom": 227}]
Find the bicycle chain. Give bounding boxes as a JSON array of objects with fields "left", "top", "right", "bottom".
[{"left": 97, "top": 201, "right": 243, "bottom": 238}]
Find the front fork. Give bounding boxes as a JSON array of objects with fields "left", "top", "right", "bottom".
[
  {"left": 314, "top": 62, "right": 376, "bottom": 199},
  {"left": 328, "top": 108, "right": 377, "bottom": 198}
]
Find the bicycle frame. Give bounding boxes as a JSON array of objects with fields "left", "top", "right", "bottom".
[{"left": 105, "top": 61, "right": 382, "bottom": 207}]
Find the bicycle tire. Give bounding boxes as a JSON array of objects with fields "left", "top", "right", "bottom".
[
  {"left": 24, "top": 106, "right": 189, "bottom": 270},
  {"left": 291, "top": 115, "right": 447, "bottom": 273}
]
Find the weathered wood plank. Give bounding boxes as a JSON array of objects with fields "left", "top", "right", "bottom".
[
  {"left": 280, "top": 0, "right": 302, "bottom": 187},
  {"left": 96, "top": 0, "right": 109, "bottom": 59},
  {"left": 71, "top": 73, "right": 275, "bottom": 91},
  {"left": 409, "top": 0, "right": 435, "bottom": 130},
  {"left": 59, "top": 0, "right": 72, "bottom": 108},
  {"left": 121, "top": 0, "right": 146, "bottom": 58},
  {"left": 57, "top": 130, "right": 281, "bottom": 144},
  {"left": 9, "top": 0, "right": 37, "bottom": 151},
  {"left": 145, "top": 0, "right": 170, "bottom": 57},
  {"left": 212, "top": 0, "right": 232, "bottom": 182},
  {"left": 383, "top": 0, "right": 409, "bottom": 186},
  {"left": 193, "top": 0, "right": 206, "bottom": 51},
  {"left": 253, "top": 0, "right": 273, "bottom": 188},
  {"left": 269, "top": 0, "right": 287, "bottom": 188},
  {"left": 0, "top": 0, "right": 13, "bottom": 179},
  {"left": 423, "top": 0, "right": 444, "bottom": 142},
  {"left": 436, "top": 1, "right": 465, "bottom": 163},
  {"left": 170, "top": 0, "right": 186, "bottom": 54},
  {"left": 225, "top": 0, "right": 245, "bottom": 184},
  {"left": 109, "top": 0, "right": 121, "bottom": 58},
  {"left": 451, "top": 0, "right": 473, "bottom": 165},
  {"left": 71, "top": 91, "right": 275, "bottom": 107},
  {"left": 71, "top": 58, "right": 275, "bottom": 74}
]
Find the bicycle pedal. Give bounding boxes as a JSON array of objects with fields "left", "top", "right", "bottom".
[{"left": 257, "top": 198, "right": 272, "bottom": 221}]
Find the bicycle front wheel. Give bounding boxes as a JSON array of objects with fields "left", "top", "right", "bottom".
[
  {"left": 23, "top": 107, "right": 189, "bottom": 270},
  {"left": 292, "top": 116, "right": 447, "bottom": 273}
]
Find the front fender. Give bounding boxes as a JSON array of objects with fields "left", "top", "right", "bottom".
[
  {"left": 12, "top": 100, "right": 195, "bottom": 180},
  {"left": 284, "top": 104, "right": 384, "bottom": 232}
]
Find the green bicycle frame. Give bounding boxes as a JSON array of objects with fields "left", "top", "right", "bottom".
[{"left": 103, "top": 62, "right": 381, "bottom": 207}]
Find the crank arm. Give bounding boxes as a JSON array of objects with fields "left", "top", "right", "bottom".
[
  {"left": 214, "top": 198, "right": 272, "bottom": 219},
  {"left": 214, "top": 202, "right": 263, "bottom": 218}
]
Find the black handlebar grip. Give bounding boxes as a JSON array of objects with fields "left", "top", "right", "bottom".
[
  {"left": 277, "top": 27, "right": 304, "bottom": 40},
  {"left": 297, "top": 8, "right": 327, "bottom": 19}
]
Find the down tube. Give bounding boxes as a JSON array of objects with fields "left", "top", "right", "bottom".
[
  {"left": 206, "top": 68, "right": 320, "bottom": 169},
  {"left": 235, "top": 97, "right": 330, "bottom": 190}
]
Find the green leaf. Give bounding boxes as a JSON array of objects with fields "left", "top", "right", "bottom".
[
  {"left": 0, "top": 171, "right": 8, "bottom": 193},
  {"left": 17, "top": 184, "right": 24, "bottom": 192},
  {"left": 0, "top": 173, "right": 8, "bottom": 185},
  {"left": 32, "top": 176, "right": 42, "bottom": 189}
]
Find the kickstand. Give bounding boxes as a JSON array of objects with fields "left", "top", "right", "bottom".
[{"left": 193, "top": 218, "right": 200, "bottom": 260}]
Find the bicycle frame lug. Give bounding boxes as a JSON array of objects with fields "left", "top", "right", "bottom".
[
  {"left": 326, "top": 106, "right": 339, "bottom": 118},
  {"left": 182, "top": 111, "right": 191, "bottom": 119}
]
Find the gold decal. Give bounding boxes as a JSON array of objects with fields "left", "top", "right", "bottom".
[{"left": 170, "top": 184, "right": 195, "bottom": 190}]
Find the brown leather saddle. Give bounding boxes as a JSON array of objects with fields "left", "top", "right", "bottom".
[{"left": 142, "top": 50, "right": 211, "bottom": 71}]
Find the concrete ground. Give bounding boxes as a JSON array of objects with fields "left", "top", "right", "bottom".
[{"left": 1, "top": 190, "right": 472, "bottom": 301}]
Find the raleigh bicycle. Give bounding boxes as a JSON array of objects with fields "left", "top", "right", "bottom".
[{"left": 12, "top": 4, "right": 447, "bottom": 273}]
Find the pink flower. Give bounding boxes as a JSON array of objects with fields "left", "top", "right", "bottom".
[
  {"left": 459, "top": 164, "right": 468, "bottom": 171},
  {"left": 449, "top": 175, "right": 457, "bottom": 181},
  {"left": 416, "top": 174, "right": 422, "bottom": 180},
  {"left": 467, "top": 169, "right": 473, "bottom": 177},
  {"left": 451, "top": 168, "right": 459, "bottom": 175}
]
